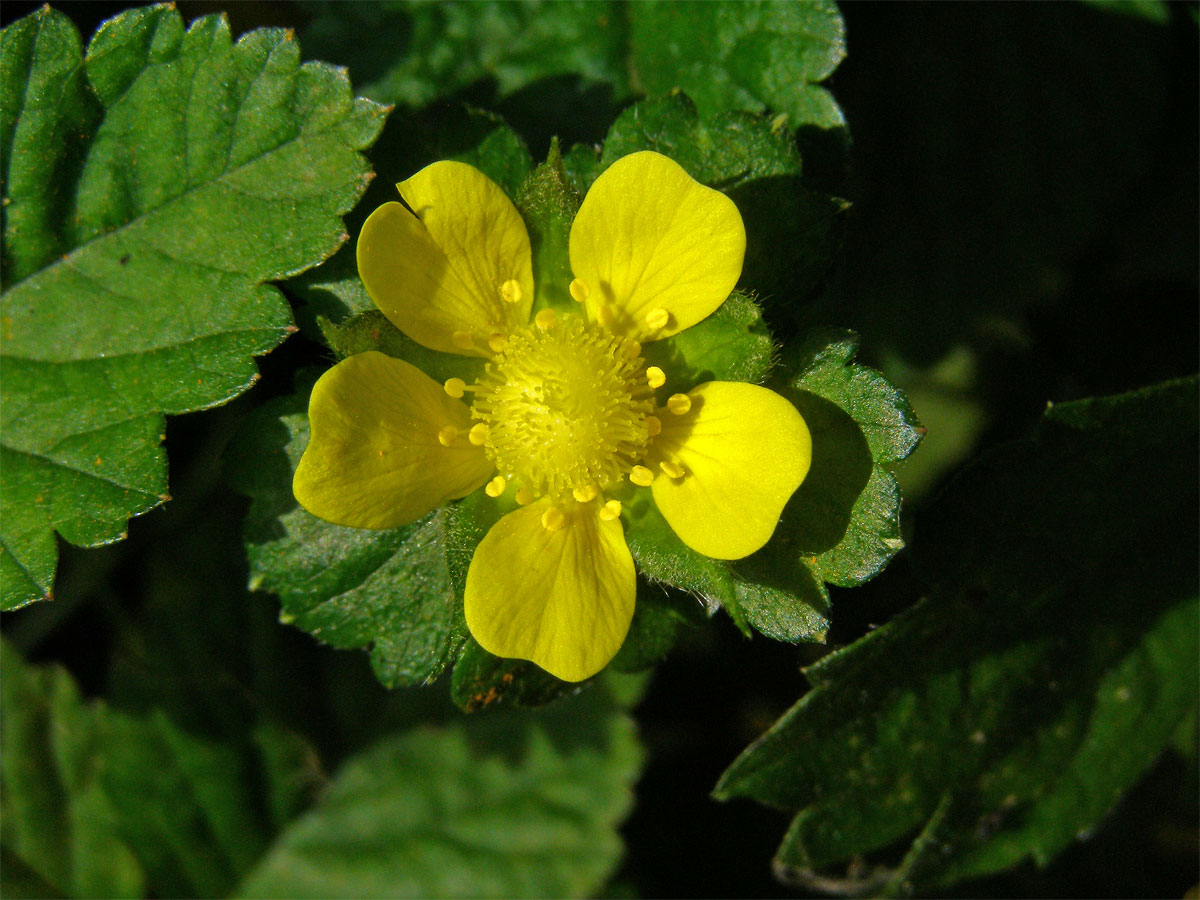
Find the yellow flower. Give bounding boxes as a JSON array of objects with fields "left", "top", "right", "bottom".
[{"left": 293, "top": 151, "right": 812, "bottom": 682}]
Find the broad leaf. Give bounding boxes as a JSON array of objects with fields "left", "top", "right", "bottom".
[
  {"left": 716, "top": 377, "right": 1199, "bottom": 895},
  {"left": 0, "top": 640, "right": 318, "bottom": 900},
  {"left": 0, "top": 6, "right": 386, "bottom": 608},
  {"left": 226, "top": 376, "right": 463, "bottom": 690},
  {"left": 238, "top": 684, "right": 644, "bottom": 899}
]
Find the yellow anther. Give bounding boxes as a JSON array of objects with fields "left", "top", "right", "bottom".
[
  {"left": 499, "top": 279, "right": 523, "bottom": 304},
  {"left": 599, "top": 499, "right": 623, "bottom": 521},
  {"left": 629, "top": 465, "right": 655, "bottom": 486},
  {"left": 645, "top": 307, "right": 670, "bottom": 330},
  {"left": 660, "top": 460, "right": 686, "bottom": 479},
  {"left": 596, "top": 305, "right": 615, "bottom": 327},
  {"left": 624, "top": 339, "right": 642, "bottom": 359},
  {"left": 541, "top": 506, "right": 567, "bottom": 532},
  {"left": 667, "top": 393, "right": 692, "bottom": 415},
  {"left": 646, "top": 366, "right": 666, "bottom": 389},
  {"left": 534, "top": 308, "right": 558, "bottom": 330},
  {"left": 484, "top": 475, "right": 506, "bottom": 498},
  {"left": 443, "top": 377, "right": 466, "bottom": 399},
  {"left": 645, "top": 415, "right": 662, "bottom": 437},
  {"left": 515, "top": 485, "right": 534, "bottom": 506},
  {"left": 468, "top": 423, "right": 490, "bottom": 446},
  {"left": 569, "top": 278, "right": 590, "bottom": 303},
  {"left": 437, "top": 425, "right": 458, "bottom": 447},
  {"left": 488, "top": 333, "right": 508, "bottom": 353},
  {"left": 572, "top": 484, "right": 599, "bottom": 503},
  {"left": 451, "top": 330, "right": 474, "bottom": 350}
]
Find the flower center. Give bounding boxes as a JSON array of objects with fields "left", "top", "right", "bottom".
[{"left": 471, "top": 314, "right": 655, "bottom": 498}]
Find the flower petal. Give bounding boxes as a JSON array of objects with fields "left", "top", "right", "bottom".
[
  {"left": 357, "top": 161, "right": 534, "bottom": 356},
  {"left": 569, "top": 151, "right": 745, "bottom": 342},
  {"left": 294, "top": 351, "right": 493, "bottom": 529},
  {"left": 464, "top": 500, "right": 636, "bottom": 682},
  {"left": 650, "top": 381, "right": 811, "bottom": 560}
]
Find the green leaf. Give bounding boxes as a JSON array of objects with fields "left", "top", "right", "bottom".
[
  {"left": 600, "top": 93, "right": 849, "bottom": 307},
  {"left": 0, "top": 641, "right": 143, "bottom": 899},
  {"left": 1, "top": 640, "right": 317, "bottom": 899},
  {"left": 302, "top": 1, "right": 846, "bottom": 130},
  {"left": 226, "top": 375, "right": 464, "bottom": 690},
  {"left": 0, "top": 6, "right": 386, "bottom": 609},
  {"left": 629, "top": 0, "right": 846, "bottom": 129},
  {"left": 715, "top": 377, "right": 1199, "bottom": 894},
  {"left": 238, "top": 684, "right": 644, "bottom": 899},
  {"left": 301, "top": 1, "right": 629, "bottom": 110}
]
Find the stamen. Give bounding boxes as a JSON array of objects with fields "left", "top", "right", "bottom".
[
  {"left": 645, "top": 307, "right": 670, "bottom": 331},
  {"left": 646, "top": 366, "right": 666, "bottom": 389},
  {"left": 437, "top": 425, "right": 458, "bottom": 447},
  {"left": 488, "top": 334, "right": 508, "bottom": 353},
  {"left": 659, "top": 460, "right": 686, "bottom": 479},
  {"left": 534, "top": 308, "right": 558, "bottom": 330},
  {"left": 541, "top": 506, "right": 566, "bottom": 532},
  {"left": 444, "top": 377, "right": 466, "bottom": 399},
  {"left": 599, "top": 499, "right": 622, "bottom": 521},
  {"left": 667, "top": 393, "right": 692, "bottom": 415},
  {"left": 629, "top": 465, "right": 654, "bottom": 486},
  {"left": 624, "top": 339, "right": 642, "bottom": 359},
  {"left": 470, "top": 315, "right": 656, "bottom": 499},
  {"left": 572, "top": 484, "right": 599, "bottom": 503},
  {"left": 645, "top": 415, "right": 662, "bottom": 436},
  {"left": 569, "top": 278, "right": 590, "bottom": 303},
  {"left": 485, "top": 475, "right": 506, "bottom": 497},
  {"left": 451, "top": 330, "right": 474, "bottom": 350},
  {"left": 596, "top": 305, "right": 615, "bottom": 327},
  {"left": 499, "top": 279, "right": 523, "bottom": 304}
]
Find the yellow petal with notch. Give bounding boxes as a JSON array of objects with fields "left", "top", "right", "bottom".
[
  {"left": 464, "top": 500, "right": 636, "bottom": 682},
  {"left": 294, "top": 351, "right": 493, "bottom": 529},
  {"left": 569, "top": 151, "right": 745, "bottom": 342},
  {"left": 651, "top": 381, "right": 811, "bottom": 560},
  {"left": 357, "top": 161, "right": 534, "bottom": 356}
]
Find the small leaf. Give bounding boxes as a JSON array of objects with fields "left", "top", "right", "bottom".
[
  {"left": 226, "top": 375, "right": 463, "bottom": 689},
  {"left": 715, "top": 377, "right": 1199, "bottom": 894},
  {"left": 629, "top": 0, "right": 846, "bottom": 129},
  {"left": 0, "top": 6, "right": 386, "bottom": 608},
  {"left": 238, "top": 685, "right": 644, "bottom": 899}
]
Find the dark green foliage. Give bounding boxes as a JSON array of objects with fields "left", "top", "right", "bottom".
[
  {"left": 716, "top": 378, "right": 1199, "bottom": 894},
  {"left": 0, "top": 6, "right": 386, "bottom": 608}
]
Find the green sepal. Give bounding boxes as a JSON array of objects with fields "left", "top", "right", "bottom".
[
  {"left": 640, "top": 290, "right": 775, "bottom": 397},
  {"left": 514, "top": 139, "right": 582, "bottom": 315},
  {"left": 317, "top": 310, "right": 485, "bottom": 386}
]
